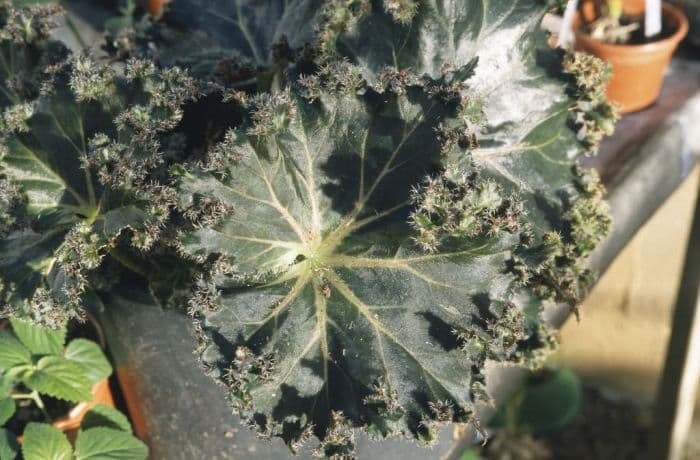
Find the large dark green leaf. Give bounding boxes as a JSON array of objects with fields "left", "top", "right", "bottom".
[
  {"left": 324, "top": 0, "right": 614, "bottom": 307},
  {"left": 175, "top": 1, "right": 613, "bottom": 451},
  {"left": 0, "top": 79, "right": 152, "bottom": 324},
  {"left": 0, "top": 5, "right": 199, "bottom": 325},
  {"left": 151, "top": 0, "right": 324, "bottom": 77},
  {"left": 327, "top": 1, "right": 545, "bottom": 81}
]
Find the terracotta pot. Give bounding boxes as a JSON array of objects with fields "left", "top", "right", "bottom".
[
  {"left": 144, "top": 0, "right": 171, "bottom": 17},
  {"left": 574, "top": 2, "right": 689, "bottom": 113},
  {"left": 52, "top": 379, "right": 116, "bottom": 442}
]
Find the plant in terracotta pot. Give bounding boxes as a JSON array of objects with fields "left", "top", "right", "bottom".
[
  {"left": 0, "top": 319, "right": 146, "bottom": 459},
  {"left": 0, "top": 317, "right": 115, "bottom": 435},
  {"left": 573, "top": 0, "right": 689, "bottom": 112}
]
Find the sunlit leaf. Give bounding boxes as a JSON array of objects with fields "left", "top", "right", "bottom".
[{"left": 175, "top": 1, "right": 613, "bottom": 451}]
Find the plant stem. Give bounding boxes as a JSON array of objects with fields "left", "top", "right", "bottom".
[{"left": 12, "top": 390, "right": 51, "bottom": 422}]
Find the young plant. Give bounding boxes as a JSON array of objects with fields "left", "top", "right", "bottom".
[
  {"left": 588, "top": 0, "right": 662, "bottom": 42},
  {"left": 1, "top": 404, "right": 147, "bottom": 460},
  {"left": 0, "top": 0, "right": 617, "bottom": 456},
  {"left": 0, "top": 319, "right": 147, "bottom": 459},
  {"left": 0, "top": 318, "right": 111, "bottom": 416}
]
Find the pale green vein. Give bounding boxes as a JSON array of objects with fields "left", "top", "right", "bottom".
[
  {"left": 293, "top": 104, "right": 325, "bottom": 243},
  {"left": 5, "top": 139, "right": 89, "bottom": 208},
  {"left": 325, "top": 242, "right": 491, "bottom": 268},
  {"left": 251, "top": 148, "right": 308, "bottom": 243},
  {"left": 271, "top": 327, "right": 321, "bottom": 389},
  {"left": 323, "top": 104, "right": 436, "bottom": 252},
  {"left": 327, "top": 271, "right": 469, "bottom": 406},
  {"left": 402, "top": 266, "right": 473, "bottom": 294},
  {"left": 243, "top": 273, "right": 310, "bottom": 341},
  {"left": 312, "top": 278, "right": 331, "bottom": 409},
  {"left": 201, "top": 230, "right": 301, "bottom": 250}
]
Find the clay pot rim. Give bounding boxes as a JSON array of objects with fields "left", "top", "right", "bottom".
[{"left": 573, "top": 2, "right": 689, "bottom": 54}]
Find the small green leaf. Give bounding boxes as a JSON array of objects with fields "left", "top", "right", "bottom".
[
  {"left": 460, "top": 450, "right": 484, "bottom": 460},
  {"left": 64, "top": 339, "right": 112, "bottom": 385},
  {"left": 82, "top": 405, "right": 132, "bottom": 432},
  {"left": 0, "top": 375, "right": 12, "bottom": 399},
  {"left": 74, "top": 427, "right": 148, "bottom": 460},
  {"left": 491, "top": 368, "right": 582, "bottom": 435},
  {"left": 21, "top": 423, "right": 72, "bottom": 460},
  {"left": 0, "top": 332, "right": 31, "bottom": 370},
  {"left": 9, "top": 319, "right": 66, "bottom": 356},
  {"left": 24, "top": 356, "right": 92, "bottom": 402},
  {"left": 0, "top": 398, "right": 14, "bottom": 426},
  {"left": 0, "top": 428, "right": 19, "bottom": 460}
]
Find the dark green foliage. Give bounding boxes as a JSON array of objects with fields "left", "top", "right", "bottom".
[
  {"left": 0, "top": 3, "right": 199, "bottom": 325},
  {"left": 0, "top": 0, "right": 618, "bottom": 456},
  {"left": 169, "top": 0, "right": 616, "bottom": 452}
]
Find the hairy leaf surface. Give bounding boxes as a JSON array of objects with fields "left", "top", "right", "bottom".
[
  {"left": 0, "top": 79, "right": 151, "bottom": 324},
  {"left": 0, "top": 6, "right": 197, "bottom": 325},
  {"left": 174, "top": 0, "right": 614, "bottom": 449},
  {"left": 151, "top": 0, "right": 324, "bottom": 77}
]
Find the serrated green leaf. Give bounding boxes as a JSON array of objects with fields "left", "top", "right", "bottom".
[
  {"left": 177, "top": 83, "right": 554, "bottom": 442},
  {"left": 151, "top": 0, "right": 323, "bottom": 75},
  {"left": 9, "top": 318, "right": 65, "bottom": 355},
  {"left": 0, "top": 398, "right": 14, "bottom": 426},
  {"left": 82, "top": 404, "right": 132, "bottom": 433},
  {"left": 24, "top": 356, "right": 92, "bottom": 402},
  {"left": 0, "top": 331, "right": 31, "bottom": 370},
  {"left": 0, "top": 9, "right": 197, "bottom": 325},
  {"left": 21, "top": 423, "right": 72, "bottom": 460},
  {"left": 74, "top": 427, "right": 148, "bottom": 460},
  {"left": 176, "top": 1, "right": 613, "bottom": 447},
  {"left": 0, "top": 428, "right": 19, "bottom": 460},
  {"left": 64, "top": 339, "right": 112, "bottom": 385},
  {"left": 330, "top": 1, "right": 545, "bottom": 81}
]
